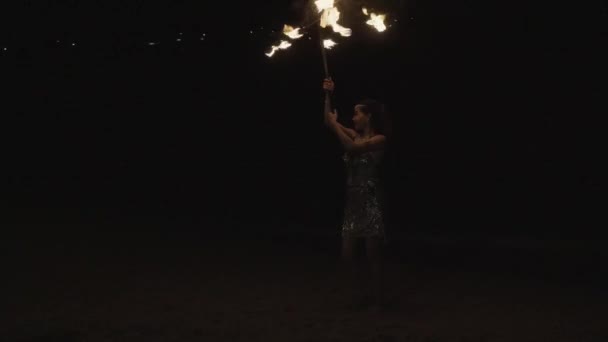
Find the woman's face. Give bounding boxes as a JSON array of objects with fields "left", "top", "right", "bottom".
[{"left": 352, "top": 105, "right": 370, "bottom": 131}]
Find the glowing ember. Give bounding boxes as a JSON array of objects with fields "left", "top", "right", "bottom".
[
  {"left": 366, "top": 13, "right": 387, "bottom": 32},
  {"left": 323, "top": 39, "right": 337, "bottom": 49},
  {"left": 283, "top": 25, "right": 303, "bottom": 39},
  {"left": 362, "top": 7, "right": 369, "bottom": 15},
  {"left": 266, "top": 40, "right": 292, "bottom": 57},
  {"left": 320, "top": 7, "right": 352, "bottom": 37},
  {"left": 314, "top": 0, "right": 334, "bottom": 12}
]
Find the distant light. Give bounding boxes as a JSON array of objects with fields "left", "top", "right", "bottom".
[
  {"left": 72, "top": 42, "right": 76, "bottom": 46},
  {"left": 200, "top": 37, "right": 205, "bottom": 40},
  {"left": 56, "top": 40, "right": 60, "bottom": 43},
  {"left": 394, "top": 19, "right": 398, "bottom": 22},
  {"left": 148, "top": 42, "right": 157, "bottom": 46},
  {"left": 250, "top": 30, "right": 254, "bottom": 34},
  {"left": 2, "top": 47, "right": 7, "bottom": 51},
  {"left": 179, "top": 32, "right": 183, "bottom": 35},
  {"left": 176, "top": 38, "right": 182, "bottom": 42},
  {"left": 202, "top": 33, "right": 206, "bottom": 36}
]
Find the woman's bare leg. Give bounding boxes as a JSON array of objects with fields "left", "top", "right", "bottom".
[
  {"left": 366, "top": 236, "right": 384, "bottom": 310},
  {"left": 341, "top": 235, "right": 363, "bottom": 306}
]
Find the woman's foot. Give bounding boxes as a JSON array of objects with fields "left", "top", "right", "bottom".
[
  {"left": 368, "top": 294, "right": 386, "bottom": 314},
  {"left": 345, "top": 293, "right": 371, "bottom": 312},
  {"left": 368, "top": 303, "right": 384, "bottom": 315}
]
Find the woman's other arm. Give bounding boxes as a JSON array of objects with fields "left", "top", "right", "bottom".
[{"left": 323, "top": 78, "right": 357, "bottom": 140}]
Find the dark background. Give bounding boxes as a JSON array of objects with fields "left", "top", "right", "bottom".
[{"left": 2, "top": 0, "right": 606, "bottom": 239}]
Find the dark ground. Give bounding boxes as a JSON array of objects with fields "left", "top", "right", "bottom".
[{"left": 3, "top": 224, "right": 607, "bottom": 342}]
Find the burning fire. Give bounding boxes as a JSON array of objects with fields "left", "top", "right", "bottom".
[
  {"left": 314, "top": 0, "right": 335, "bottom": 12},
  {"left": 323, "top": 39, "right": 337, "bottom": 49},
  {"left": 320, "top": 7, "right": 352, "bottom": 37},
  {"left": 366, "top": 13, "right": 387, "bottom": 32},
  {"left": 266, "top": 2, "right": 390, "bottom": 57},
  {"left": 282, "top": 25, "right": 303, "bottom": 39},
  {"left": 265, "top": 40, "right": 292, "bottom": 57},
  {"left": 362, "top": 7, "right": 387, "bottom": 32}
]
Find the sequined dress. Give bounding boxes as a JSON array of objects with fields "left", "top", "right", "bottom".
[{"left": 341, "top": 149, "right": 388, "bottom": 243}]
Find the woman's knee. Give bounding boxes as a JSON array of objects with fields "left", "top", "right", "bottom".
[
  {"left": 365, "top": 237, "right": 382, "bottom": 262},
  {"left": 341, "top": 236, "right": 356, "bottom": 262}
]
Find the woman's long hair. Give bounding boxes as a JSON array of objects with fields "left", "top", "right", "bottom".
[{"left": 357, "top": 98, "right": 393, "bottom": 142}]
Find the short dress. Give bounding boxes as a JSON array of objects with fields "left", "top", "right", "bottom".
[{"left": 341, "top": 148, "right": 388, "bottom": 244}]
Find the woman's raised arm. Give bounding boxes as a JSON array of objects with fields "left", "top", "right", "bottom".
[{"left": 322, "top": 78, "right": 357, "bottom": 140}]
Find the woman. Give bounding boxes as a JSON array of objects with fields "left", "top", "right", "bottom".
[{"left": 323, "top": 78, "right": 390, "bottom": 313}]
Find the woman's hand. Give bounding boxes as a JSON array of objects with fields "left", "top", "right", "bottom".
[
  {"left": 327, "top": 109, "right": 338, "bottom": 123},
  {"left": 322, "top": 78, "right": 335, "bottom": 92}
]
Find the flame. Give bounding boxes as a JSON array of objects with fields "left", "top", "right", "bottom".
[
  {"left": 320, "top": 7, "right": 352, "bottom": 37},
  {"left": 314, "top": 0, "right": 334, "bottom": 13},
  {"left": 283, "top": 25, "right": 303, "bottom": 39},
  {"left": 323, "top": 39, "right": 337, "bottom": 49},
  {"left": 265, "top": 40, "right": 292, "bottom": 57},
  {"left": 366, "top": 13, "right": 387, "bottom": 32},
  {"left": 362, "top": 8, "right": 387, "bottom": 32}
]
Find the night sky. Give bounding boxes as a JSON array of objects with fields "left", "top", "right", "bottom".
[{"left": 2, "top": 0, "right": 606, "bottom": 238}]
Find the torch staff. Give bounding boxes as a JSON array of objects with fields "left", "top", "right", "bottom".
[
  {"left": 319, "top": 27, "right": 331, "bottom": 120},
  {"left": 319, "top": 29, "right": 332, "bottom": 125},
  {"left": 319, "top": 33, "right": 330, "bottom": 78}
]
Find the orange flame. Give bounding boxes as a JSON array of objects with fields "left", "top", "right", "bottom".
[
  {"left": 265, "top": 40, "right": 292, "bottom": 57},
  {"left": 283, "top": 25, "right": 303, "bottom": 39},
  {"left": 366, "top": 13, "right": 387, "bottom": 32},
  {"left": 323, "top": 39, "right": 337, "bottom": 49},
  {"left": 314, "top": 0, "right": 334, "bottom": 13},
  {"left": 320, "top": 7, "right": 351, "bottom": 37}
]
